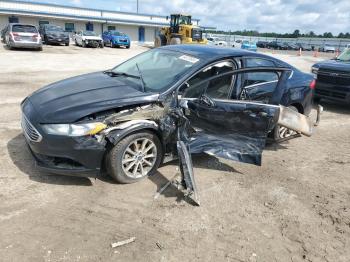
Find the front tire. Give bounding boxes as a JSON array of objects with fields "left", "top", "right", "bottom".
[
  {"left": 107, "top": 131, "right": 163, "bottom": 184},
  {"left": 169, "top": 37, "right": 181, "bottom": 45}
]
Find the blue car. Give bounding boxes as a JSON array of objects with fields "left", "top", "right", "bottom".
[
  {"left": 102, "top": 30, "right": 130, "bottom": 48},
  {"left": 241, "top": 40, "right": 257, "bottom": 52}
]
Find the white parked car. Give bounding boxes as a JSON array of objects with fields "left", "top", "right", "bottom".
[
  {"left": 320, "top": 44, "right": 335, "bottom": 53},
  {"left": 207, "top": 37, "right": 228, "bottom": 47},
  {"left": 73, "top": 30, "right": 103, "bottom": 48}
]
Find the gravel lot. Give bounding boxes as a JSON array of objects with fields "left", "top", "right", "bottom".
[{"left": 0, "top": 44, "right": 349, "bottom": 262}]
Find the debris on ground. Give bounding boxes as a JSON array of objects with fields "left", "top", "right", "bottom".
[
  {"left": 111, "top": 237, "right": 136, "bottom": 248},
  {"left": 156, "top": 242, "right": 163, "bottom": 250}
]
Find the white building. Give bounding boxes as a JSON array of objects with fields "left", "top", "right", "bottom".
[{"left": 0, "top": 0, "right": 200, "bottom": 43}]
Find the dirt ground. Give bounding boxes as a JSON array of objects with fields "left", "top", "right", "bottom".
[{"left": 0, "top": 43, "right": 349, "bottom": 262}]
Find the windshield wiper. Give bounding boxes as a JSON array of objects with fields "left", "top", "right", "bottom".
[
  {"left": 103, "top": 70, "right": 140, "bottom": 79},
  {"left": 135, "top": 63, "right": 146, "bottom": 92},
  {"left": 103, "top": 67, "right": 147, "bottom": 92}
]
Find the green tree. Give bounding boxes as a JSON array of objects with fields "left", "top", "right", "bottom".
[
  {"left": 292, "top": 29, "right": 300, "bottom": 38},
  {"left": 309, "top": 31, "right": 316, "bottom": 37}
]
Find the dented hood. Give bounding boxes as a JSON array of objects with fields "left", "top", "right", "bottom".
[
  {"left": 27, "top": 72, "right": 159, "bottom": 123},
  {"left": 313, "top": 59, "right": 350, "bottom": 73}
]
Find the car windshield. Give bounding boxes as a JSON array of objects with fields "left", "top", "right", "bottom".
[
  {"left": 12, "top": 25, "right": 37, "bottom": 33},
  {"left": 46, "top": 25, "right": 63, "bottom": 32},
  {"left": 112, "top": 32, "right": 124, "bottom": 36},
  {"left": 83, "top": 31, "right": 97, "bottom": 36},
  {"left": 111, "top": 49, "right": 199, "bottom": 92},
  {"left": 337, "top": 48, "right": 350, "bottom": 61}
]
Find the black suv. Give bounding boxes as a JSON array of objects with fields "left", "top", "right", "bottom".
[
  {"left": 39, "top": 24, "right": 69, "bottom": 46},
  {"left": 312, "top": 48, "right": 350, "bottom": 104}
]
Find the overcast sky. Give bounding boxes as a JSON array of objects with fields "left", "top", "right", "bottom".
[{"left": 28, "top": 0, "right": 350, "bottom": 34}]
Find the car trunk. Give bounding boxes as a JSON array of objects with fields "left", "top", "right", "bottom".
[{"left": 12, "top": 25, "right": 39, "bottom": 43}]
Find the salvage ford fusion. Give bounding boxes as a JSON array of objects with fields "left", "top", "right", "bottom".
[{"left": 21, "top": 45, "right": 317, "bottom": 186}]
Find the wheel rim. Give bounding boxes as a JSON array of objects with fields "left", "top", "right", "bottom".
[
  {"left": 278, "top": 126, "right": 296, "bottom": 138},
  {"left": 121, "top": 138, "right": 157, "bottom": 179}
]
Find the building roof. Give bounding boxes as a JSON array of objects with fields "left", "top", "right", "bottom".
[{"left": 0, "top": 0, "right": 200, "bottom": 27}]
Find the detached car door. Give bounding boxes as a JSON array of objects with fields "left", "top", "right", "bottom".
[{"left": 180, "top": 67, "right": 291, "bottom": 166}]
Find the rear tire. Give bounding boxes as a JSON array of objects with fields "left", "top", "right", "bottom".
[
  {"left": 107, "top": 131, "right": 163, "bottom": 184},
  {"left": 273, "top": 105, "right": 299, "bottom": 141}
]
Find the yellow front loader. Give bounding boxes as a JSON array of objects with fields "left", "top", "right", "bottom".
[{"left": 154, "top": 14, "right": 207, "bottom": 46}]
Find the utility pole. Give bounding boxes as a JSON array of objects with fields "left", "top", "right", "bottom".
[{"left": 136, "top": 0, "right": 139, "bottom": 13}]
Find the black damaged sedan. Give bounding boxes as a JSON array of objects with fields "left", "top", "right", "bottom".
[{"left": 21, "top": 45, "right": 315, "bottom": 183}]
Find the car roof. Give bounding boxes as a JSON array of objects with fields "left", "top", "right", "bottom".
[
  {"left": 161, "top": 44, "right": 279, "bottom": 62},
  {"left": 10, "top": 23, "right": 36, "bottom": 27}
]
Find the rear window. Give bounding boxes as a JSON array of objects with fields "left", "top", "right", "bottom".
[
  {"left": 246, "top": 58, "right": 276, "bottom": 68},
  {"left": 12, "top": 25, "right": 37, "bottom": 33}
]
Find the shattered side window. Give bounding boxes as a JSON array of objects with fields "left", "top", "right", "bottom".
[
  {"left": 181, "top": 61, "right": 235, "bottom": 99},
  {"left": 240, "top": 71, "right": 279, "bottom": 102}
]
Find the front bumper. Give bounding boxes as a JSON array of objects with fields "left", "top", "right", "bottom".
[
  {"left": 85, "top": 40, "right": 102, "bottom": 47},
  {"left": 21, "top": 100, "right": 105, "bottom": 177},
  {"left": 23, "top": 133, "right": 105, "bottom": 177},
  {"left": 27, "top": 145, "right": 100, "bottom": 177},
  {"left": 242, "top": 47, "right": 257, "bottom": 52},
  {"left": 112, "top": 39, "right": 130, "bottom": 46},
  {"left": 46, "top": 36, "right": 69, "bottom": 44},
  {"left": 315, "top": 82, "right": 350, "bottom": 104}
]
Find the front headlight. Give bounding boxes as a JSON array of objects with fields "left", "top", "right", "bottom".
[{"left": 42, "top": 122, "right": 107, "bottom": 136}]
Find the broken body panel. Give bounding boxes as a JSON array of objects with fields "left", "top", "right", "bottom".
[{"left": 99, "top": 68, "right": 314, "bottom": 204}]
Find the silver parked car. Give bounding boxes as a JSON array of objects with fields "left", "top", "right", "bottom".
[{"left": 2, "top": 23, "right": 42, "bottom": 50}]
